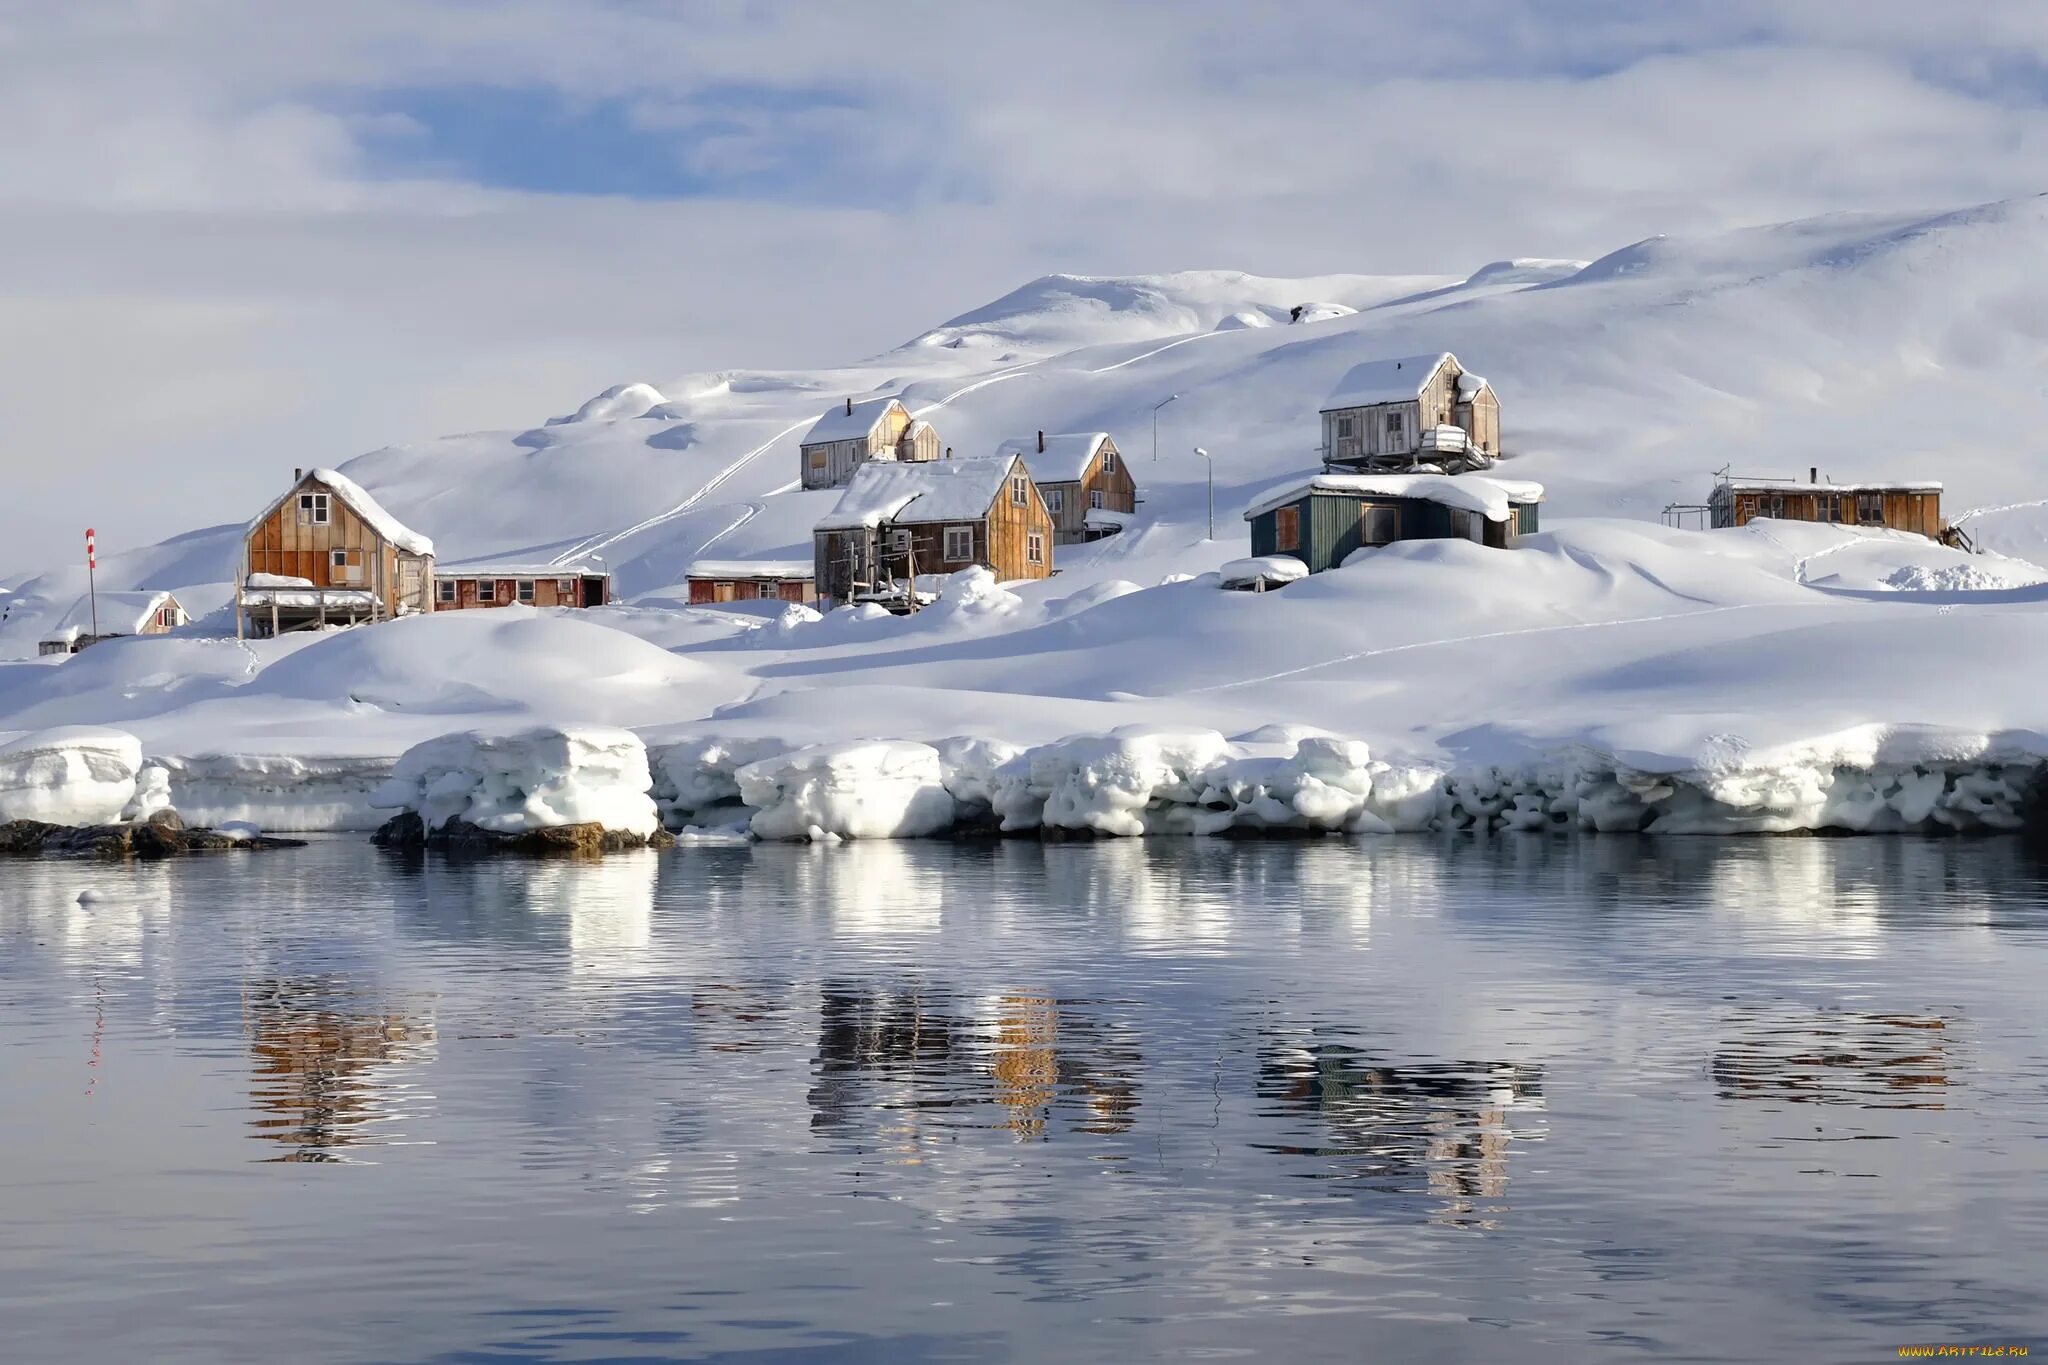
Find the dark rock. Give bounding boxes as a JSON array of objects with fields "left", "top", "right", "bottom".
[
  {"left": 144, "top": 808, "right": 186, "bottom": 833},
  {"left": 372, "top": 811, "right": 670, "bottom": 855},
  {"left": 0, "top": 815, "right": 302, "bottom": 859},
  {"left": 371, "top": 811, "right": 427, "bottom": 848}
]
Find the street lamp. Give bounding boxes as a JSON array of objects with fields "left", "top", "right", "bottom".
[
  {"left": 1152, "top": 394, "right": 1180, "bottom": 462},
  {"left": 1193, "top": 446, "right": 1214, "bottom": 541}
]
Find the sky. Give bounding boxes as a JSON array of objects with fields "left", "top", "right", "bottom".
[{"left": 2, "top": 0, "right": 2046, "bottom": 571}]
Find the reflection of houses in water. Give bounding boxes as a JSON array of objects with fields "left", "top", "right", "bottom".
[
  {"left": 807, "top": 984, "right": 1142, "bottom": 1154},
  {"left": 243, "top": 978, "right": 435, "bottom": 1161},
  {"left": 1258, "top": 1039, "right": 1546, "bottom": 1227},
  {"left": 1713, "top": 1009, "right": 1951, "bottom": 1109}
]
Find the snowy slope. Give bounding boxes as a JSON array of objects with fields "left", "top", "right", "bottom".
[{"left": 3, "top": 196, "right": 2048, "bottom": 834}]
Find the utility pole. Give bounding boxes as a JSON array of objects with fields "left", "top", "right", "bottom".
[
  {"left": 85, "top": 528, "right": 99, "bottom": 639},
  {"left": 1152, "top": 394, "right": 1180, "bottom": 462},
  {"left": 1193, "top": 448, "right": 1214, "bottom": 540}
]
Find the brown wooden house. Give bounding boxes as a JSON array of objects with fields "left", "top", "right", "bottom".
[
  {"left": 433, "top": 563, "right": 612, "bottom": 611},
  {"left": 1708, "top": 471, "right": 1944, "bottom": 539},
  {"left": 813, "top": 454, "right": 1054, "bottom": 609},
  {"left": 1319, "top": 352, "right": 1500, "bottom": 472},
  {"left": 798, "top": 396, "right": 946, "bottom": 490},
  {"left": 683, "top": 559, "right": 815, "bottom": 606},
  {"left": 997, "top": 431, "right": 1137, "bottom": 544},
  {"left": 239, "top": 468, "right": 434, "bottom": 637}
]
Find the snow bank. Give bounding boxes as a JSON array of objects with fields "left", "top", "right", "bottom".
[
  {"left": 1218, "top": 556, "right": 1308, "bottom": 590},
  {"left": 550, "top": 382, "right": 668, "bottom": 425},
  {"left": 147, "top": 754, "right": 398, "bottom": 832},
  {"left": 370, "top": 726, "right": 660, "bottom": 836},
  {"left": 736, "top": 740, "right": 957, "bottom": 841},
  {"left": 0, "top": 727, "right": 144, "bottom": 825}
]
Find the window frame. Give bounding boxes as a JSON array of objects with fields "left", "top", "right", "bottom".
[
  {"left": 1089, "top": 489, "right": 1106, "bottom": 510},
  {"left": 1274, "top": 505, "right": 1301, "bottom": 552},
  {"left": 1856, "top": 492, "right": 1885, "bottom": 524},
  {"left": 477, "top": 580, "right": 497, "bottom": 603},
  {"left": 1043, "top": 487, "right": 1064, "bottom": 514},
  {"left": 943, "top": 525, "right": 975, "bottom": 562},
  {"left": 1100, "top": 448, "right": 1117, "bottom": 474},
  {"left": 1361, "top": 503, "right": 1400, "bottom": 544},
  {"left": 1011, "top": 475, "right": 1030, "bottom": 507},
  {"left": 298, "top": 492, "right": 331, "bottom": 526},
  {"left": 436, "top": 579, "right": 457, "bottom": 604},
  {"left": 1384, "top": 411, "right": 1407, "bottom": 446},
  {"left": 557, "top": 578, "right": 577, "bottom": 595},
  {"left": 1336, "top": 415, "right": 1355, "bottom": 439},
  {"left": 516, "top": 579, "right": 536, "bottom": 603},
  {"left": 1026, "top": 530, "right": 1045, "bottom": 566}
]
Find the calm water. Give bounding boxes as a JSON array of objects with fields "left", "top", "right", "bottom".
[{"left": 2, "top": 836, "right": 2046, "bottom": 1364}]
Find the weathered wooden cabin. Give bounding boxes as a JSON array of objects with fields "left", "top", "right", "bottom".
[
  {"left": 813, "top": 454, "right": 1054, "bottom": 609},
  {"left": 683, "top": 559, "right": 815, "bottom": 606},
  {"left": 1707, "top": 471, "right": 1944, "bottom": 540},
  {"left": 1244, "top": 474, "right": 1545, "bottom": 574},
  {"left": 798, "top": 396, "right": 945, "bottom": 490},
  {"left": 38, "top": 590, "right": 188, "bottom": 656},
  {"left": 432, "top": 563, "right": 612, "bottom": 611},
  {"left": 239, "top": 468, "right": 434, "bottom": 637},
  {"left": 1320, "top": 352, "right": 1500, "bottom": 472},
  {"left": 996, "top": 431, "right": 1137, "bottom": 544}
]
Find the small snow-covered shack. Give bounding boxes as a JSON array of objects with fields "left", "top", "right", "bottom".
[
  {"left": 684, "top": 559, "right": 815, "bottom": 606},
  {"left": 813, "top": 454, "right": 1053, "bottom": 609},
  {"left": 1707, "top": 473, "right": 1944, "bottom": 540},
  {"left": 1320, "top": 352, "right": 1499, "bottom": 472},
  {"left": 798, "top": 396, "right": 943, "bottom": 490},
  {"left": 433, "top": 563, "right": 612, "bottom": 611},
  {"left": 1244, "top": 474, "right": 1545, "bottom": 573},
  {"left": 240, "top": 468, "right": 434, "bottom": 637},
  {"left": 38, "top": 590, "right": 188, "bottom": 656},
  {"left": 996, "top": 432, "right": 1137, "bottom": 544}
]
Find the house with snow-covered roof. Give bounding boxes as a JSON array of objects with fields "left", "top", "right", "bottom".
[
  {"left": 798, "top": 395, "right": 946, "bottom": 490},
  {"left": 239, "top": 468, "right": 435, "bottom": 637},
  {"left": 432, "top": 561, "right": 612, "bottom": 611},
  {"left": 1700, "top": 469, "right": 1947, "bottom": 541},
  {"left": 1243, "top": 473, "right": 1544, "bottom": 575},
  {"left": 38, "top": 590, "right": 188, "bottom": 656},
  {"left": 995, "top": 431, "right": 1137, "bottom": 544},
  {"left": 683, "top": 558, "right": 815, "bottom": 607},
  {"left": 1319, "top": 352, "right": 1499, "bottom": 473},
  {"left": 812, "top": 455, "right": 1053, "bottom": 609}
]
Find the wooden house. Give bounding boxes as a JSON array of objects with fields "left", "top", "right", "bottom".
[
  {"left": 813, "top": 454, "right": 1054, "bottom": 609},
  {"left": 996, "top": 431, "right": 1137, "bottom": 544},
  {"left": 38, "top": 590, "right": 188, "bottom": 656},
  {"left": 683, "top": 559, "right": 816, "bottom": 606},
  {"left": 1244, "top": 474, "right": 1545, "bottom": 574},
  {"left": 1320, "top": 352, "right": 1499, "bottom": 472},
  {"left": 432, "top": 563, "right": 612, "bottom": 611},
  {"left": 239, "top": 468, "right": 434, "bottom": 637},
  {"left": 798, "top": 396, "right": 945, "bottom": 490},
  {"left": 1707, "top": 471, "right": 1944, "bottom": 540}
]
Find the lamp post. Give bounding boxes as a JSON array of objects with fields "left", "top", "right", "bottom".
[
  {"left": 1152, "top": 394, "right": 1179, "bottom": 462},
  {"left": 1193, "top": 447, "right": 1213, "bottom": 540}
]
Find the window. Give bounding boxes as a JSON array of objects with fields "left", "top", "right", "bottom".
[
  {"left": 1856, "top": 492, "right": 1885, "bottom": 525},
  {"left": 1027, "top": 531, "right": 1045, "bottom": 566},
  {"left": 478, "top": 580, "right": 497, "bottom": 603},
  {"left": 1101, "top": 448, "right": 1117, "bottom": 474},
  {"left": 1361, "top": 504, "right": 1399, "bottom": 543},
  {"left": 1089, "top": 489, "right": 1105, "bottom": 510},
  {"left": 1384, "top": 412, "right": 1407, "bottom": 446},
  {"left": 298, "top": 492, "right": 330, "bottom": 525},
  {"left": 516, "top": 580, "right": 535, "bottom": 603},
  {"left": 943, "top": 526, "right": 975, "bottom": 562},
  {"left": 1011, "top": 475, "right": 1029, "bottom": 506},
  {"left": 1044, "top": 488, "right": 1064, "bottom": 514},
  {"left": 1275, "top": 506, "right": 1301, "bottom": 552},
  {"left": 1761, "top": 494, "right": 1786, "bottom": 519},
  {"left": 330, "top": 547, "right": 364, "bottom": 584},
  {"left": 437, "top": 579, "right": 456, "bottom": 604},
  {"left": 1336, "top": 416, "right": 1355, "bottom": 439},
  {"left": 557, "top": 578, "right": 576, "bottom": 595}
]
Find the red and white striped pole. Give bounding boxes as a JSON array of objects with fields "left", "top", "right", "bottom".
[{"left": 86, "top": 528, "right": 98, "bottom": 639}]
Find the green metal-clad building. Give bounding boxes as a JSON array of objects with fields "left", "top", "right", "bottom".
[{"left": 1243, "top": 474, "right": 1544, "bottom": 575}]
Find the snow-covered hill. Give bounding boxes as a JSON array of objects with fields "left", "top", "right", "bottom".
[{"left": 3, "top": 195, "right": 2047, "bottom": 836}]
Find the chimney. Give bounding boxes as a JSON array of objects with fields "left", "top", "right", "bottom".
[
  {"left": 293, "top": 467, "right": 303, "bottom": 482},
  {"left": 1810, "top": 466, "right": 1818, "bottom": 484},
  {"left": 845, "top": 397, "right": 853, "bottom": 416},
  {"left": 944, "top": 446, "right": 952, "bottom": 460},
  {"left": 1037, "top": 430, "right": 1046, "bottom": 454}
]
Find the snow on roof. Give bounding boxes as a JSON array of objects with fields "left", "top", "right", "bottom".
[
  {"left": 815, "top": 456, "right": 1021, "bottom": 531},
  {"left": 1083, "top": 507, "right": 1133, "bottom": 528},
  {"left": 436, "top": 562, "right": 607, "bottom": 578},
  {"left": 996, "top": 433, "right": 1111, "bottom": 484},
  {"left": 801, "top": 396, "right": 907, "bottom": 446},
  {"left": 1321, "top": 353, "right": 1457, "bottom": 410},
  {"left": 246, "top": 469, "right": 434, "bottom": 557},
  {"left": 1456, "top": 372, "right": 1492, "bottom": 401},
  {"left": 686, "top": 559, "right": 814, "bottom": 580},
  {"left": 1720, "top": 479, "right": 1942, "bottom": 493},
  {"left": 44, "top": 590, "right": 180, "bottom": 640},
  {"left": 1244, "top": 473, "right": 1546, "bottom": 523},
  {"left": 1219, "top": 556, "right": 1309, "bottom": 587}
]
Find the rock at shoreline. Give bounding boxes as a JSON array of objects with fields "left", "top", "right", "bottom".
[
  {"left": 0, "top": 809, "right": 306, "bottom": 859},
  {"left": 371, "top": 811, "right": 674, "bottom": 855}
]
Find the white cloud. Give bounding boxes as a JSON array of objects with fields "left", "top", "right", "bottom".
[{"left": 1, "top": 0, "right": 2045, "bottom": 569}]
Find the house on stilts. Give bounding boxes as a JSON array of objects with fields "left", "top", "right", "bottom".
[{"left": 238, "top": 469, "right": 434, "bottom": 637}]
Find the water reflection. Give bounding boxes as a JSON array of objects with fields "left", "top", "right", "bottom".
[
  {"left": 1713, "top": 1008, "right": 1953, "bottom": 1109},
  {"left": 1258, "top": 1035, "right": 1547, "bottom": 1228},
  {"left": 243, "top": 976, "right": 436, "bottom": 1161}
]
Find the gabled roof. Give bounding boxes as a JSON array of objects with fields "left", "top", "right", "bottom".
[
  {"left": 1321, "top": 353, "right": 1457, "bottom": 411},
  {"left": 43, "top": 590, "right": 182, "bottom": 642},
  {"left": 1244, "top": 473, "right": 1545, "bottom": 523},
  {"left": 801, "top": 396, "right": 909, "bottom": 447},
  {"left": 815, "top": 455, "right": 1024, "bottom": 531},
  {"left": 1456, "top": 371, "right": 1493, "bottom": 403},
  {"left": 995, "top": 432, "right": 1112, "bottom": 484},
  {"left": 246, "top": 469, "right": 434, "bottom": 557}
]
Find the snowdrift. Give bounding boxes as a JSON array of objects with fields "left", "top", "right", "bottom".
[
  {"left": 0, "top": 727, "right": 147, "bottom": 825},
  {"left": 371, "top": 726, "right": 661, "bottom": 837}
]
